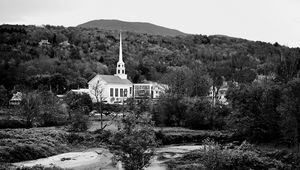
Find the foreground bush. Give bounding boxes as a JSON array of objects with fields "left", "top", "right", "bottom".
[
  {"left": 68, "top": 111, "right": 89, "bottom": 132},
  {"left": 109, "top": 113, "right": 157, "bottom": 170},
  {"left": 166, "top": 139, "right": 289, "bottom": 170},
  {"left": 0, "top": 128, "right": 69, "bottom": 163}
]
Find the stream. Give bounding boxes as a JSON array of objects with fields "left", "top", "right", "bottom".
[{"left": 14, "top": 145, "right": 203, "bottom": 170}]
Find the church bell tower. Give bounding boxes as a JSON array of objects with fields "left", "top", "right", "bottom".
[{"left": 114, "top": 33, "right": 127, "bottom": 79}]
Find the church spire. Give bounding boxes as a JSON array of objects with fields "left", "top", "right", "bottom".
[
  {"left": 119, "top": 32, "right": 123, "bottom": 63},
  {"left": 114, "top": 32, "right": 127, "bottom": 79}
]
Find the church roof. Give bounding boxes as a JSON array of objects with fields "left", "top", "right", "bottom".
[{"left": 89, "top": 74, "right": 132, "bottom": 85}]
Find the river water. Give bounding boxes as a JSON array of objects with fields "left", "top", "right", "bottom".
[{"left": 14, "top": 145, "right": 203, "bottom": 170}]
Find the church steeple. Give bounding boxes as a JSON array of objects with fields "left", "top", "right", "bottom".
[
  {"left": 114, "top": 32, "right": 127, "bottom": 79},
  {"left": 119, "top": 33, "right": 123, "bottom": 63}
]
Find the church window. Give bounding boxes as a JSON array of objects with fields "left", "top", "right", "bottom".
[
  {"left": 120, "top": 89, "right": 123, "bottom": 97},
  {"left": 130, "top": 87, "right": 132, "bottom": 94},
  {"left": 122, "top": 70, "right": 124, "bottom": 74},
  {"left": 110, "top": 88, "right": 113, "bottom": 97},
  {"left": 115, "top": 88, "right": 118, "bottom": 97},
  {"left": 118, "top": 64, "right": 120, "bottom": 67},
  {"left": 118, "top": 70, "right": 120, "bottom": 74},
  {"left": 124, "top": 89, "right": 128, "bottom": 97}
]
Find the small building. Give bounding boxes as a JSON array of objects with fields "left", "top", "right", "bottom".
[
  {"left": 208, "top": 82, "right": 229, "bottom": 105},
  {"left": 39, "top": 40, "right": 51, "bottom": 47},
  {"left": 59, "top": 41, "right": 70, "bottom": 47},
  {"left": 133, "top": 81, "right": 168, "bottom": 99},
  {"left": 9, "top": 92, "right": 22, "bottom": 106}
]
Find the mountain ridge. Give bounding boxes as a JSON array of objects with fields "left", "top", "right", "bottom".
[{"left": 77, "top": 19, "right": 187, "bottom": 37}]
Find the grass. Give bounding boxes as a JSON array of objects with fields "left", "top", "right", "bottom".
[
  {"left": 155, "top": 127, "right": 236, "bottom": 145},
  {"left": 0, "top": 127, "right": 70, "bottom": 163}
]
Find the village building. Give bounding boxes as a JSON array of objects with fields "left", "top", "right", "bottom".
[
  {"left": 133, "top": 81, "right": 168, "bottom": 99},
  {"left": 59, "top": 40, "right": 70, "bottom": 47},
  {"left": 38, "top": 39, "right": 51, "bottom": 47},
  {"left": 9, "top": 92, "right": 22, "bottom": 106},
  {"left": 208, "top": 82, "right": 229, "bottom": 106}
]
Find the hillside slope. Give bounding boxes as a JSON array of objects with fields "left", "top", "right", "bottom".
[
  {"left": 77, "top": 19, "right": 186, "bottom": 36},
  {"left": 0, "top": 24, "right": 299, "bottom": 93}
]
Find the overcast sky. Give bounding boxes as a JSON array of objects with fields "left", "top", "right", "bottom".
[{"left": 0, "top": 0, "right": 299, "bottom": 47}]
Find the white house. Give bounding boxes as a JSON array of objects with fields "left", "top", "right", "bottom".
[
  {"left": 208, "top": 82, "right": 229, "bottom": 105},
  {"left": 87, "top": 33, "right": 133, "bottom": 104},
  {"left": 39, "top": 39, "right": 51, "bottom": 46},
  {"left": 9, "top": 92, "right": 22, "bottom": 105},
  {"left": 133, "top": 81, "right": 168, "bottom": 99}
]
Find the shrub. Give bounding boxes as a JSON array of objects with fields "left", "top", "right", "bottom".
[
  {"left": 0, "top": 119, "right": 27, "bottom": 129},
  {"left": 0, "top": 128, "right": 69, "bottom": 163},
  {"left": 66, "top": 133, "right": 85, "bottom": 144},
  {"left": 68, "top": 110, "right": 89, "bottom": 132},
  {"left": 166, "top": 139, "right": 286, "bottom": 170},
  {"left": 109, "top": 113, "right": 157, "bottom": 170},
  {"left": 93, "top": 129, "right": 112, "bottom": 143}
]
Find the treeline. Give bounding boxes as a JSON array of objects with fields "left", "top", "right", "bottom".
[{"left": 0, "top": 24, "right": 299, "bottom": 95}]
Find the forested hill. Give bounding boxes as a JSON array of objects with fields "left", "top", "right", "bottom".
[
  {"left": 77, "top": 19, "right": 186, "bottom": 36},
  {"left": 0, "top": 24, "right": 299, "bottom": 94}
]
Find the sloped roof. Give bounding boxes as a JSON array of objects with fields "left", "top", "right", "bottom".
[
  {"left": 10, "top": 92, "right": 22, "bottom": 101},
  {"left": 90, "top": 75, "right": 132, "bottom": 85}
]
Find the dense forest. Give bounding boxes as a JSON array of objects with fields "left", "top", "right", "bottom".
[{"left": 0, "top": 24, "right": 299, "bottom": 94}]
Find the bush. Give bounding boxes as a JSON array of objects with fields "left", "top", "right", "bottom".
[
  {"left": 93, "top": 129, "right": 112, "bottom": 143},
  {"left": 0, "top": 128, "right": 69, "bottom": 163},
  {"left": 65, "top": 92, "right": 93, "bottom": 115},
  {"left": 66, "top": 133, "right": 85, "bottom": 144},
  {"left": 109, "top": 113, "right": 157, "bottom": 170},
  {"left": 154, "top": 96, "right": 230, "bottom": 130},
  {"left": 166, "top": 139, "right": 286, "bottom": 170},
  {"left": 0, "top": 119, "right": 27, "bottom": 129},
  {"left": 68, "top": 111, "right": 89, "bottom": 132}
]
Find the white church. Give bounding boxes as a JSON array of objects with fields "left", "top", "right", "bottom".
[
  {"left": 70, "top": 33, "right": 167, "bottom": 104},
  {"left": 87, "top": 33, "right": 133, "bottom": 104}
]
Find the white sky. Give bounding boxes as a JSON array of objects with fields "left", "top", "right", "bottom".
[{"left": 0, "top": 0, "right": 299, "bottom": 47}]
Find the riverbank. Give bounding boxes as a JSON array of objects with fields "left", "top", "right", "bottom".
[
  {"left": 155, "top": 127, "right": 240, "bottom": 145},
  {"left": 13, "top": 145, "right": 204, "bottom": 170},
  {"left": 1, "top": 125, "right": 299, "bottom": 170}
]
